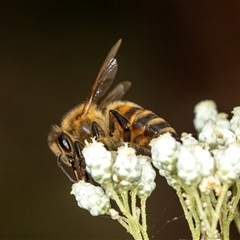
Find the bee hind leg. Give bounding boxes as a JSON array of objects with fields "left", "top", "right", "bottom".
[{"left": 109, "top": 109, "right": 131, "bottom": 142}]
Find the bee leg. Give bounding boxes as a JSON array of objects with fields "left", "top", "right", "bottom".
[
  {"left": 73, "top": 141, "right": 90, "bottom": 182},
  {"left": 57, "top": 155, "right": 77, "bottom": 183},
  {"left": 92, "top": 121, "right": 106, "bottom": 140},
  {"left": 109, "top": 109, "right": 131, "bottom": 142}
]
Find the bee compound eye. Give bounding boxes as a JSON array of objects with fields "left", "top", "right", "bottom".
[
  {"left": 58, "top": 133, "right": 72, "bottom": 153},
  {"left": 74, "top": 141, "right": 83, "bottom": 158}
]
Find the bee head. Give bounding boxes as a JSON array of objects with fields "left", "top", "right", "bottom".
[
  {"left": 48, "top": 125, "right": 86, "bottom": 182},
  {"left": 48, "top": 125, "right": 74, "bottom": 166}
]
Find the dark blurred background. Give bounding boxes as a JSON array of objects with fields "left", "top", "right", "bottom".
[{"left": 1, "top": 1, "right": 240, "bottom": 239}]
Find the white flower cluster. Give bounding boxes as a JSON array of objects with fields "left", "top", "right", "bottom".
[
  {"left": 70, "top": 100, "right": 240, "bottom": 220},
  {"left": 150, "top": 132, "right": 180, "bottom": 186},
  {"left": 71, "top": 139, "right": 156, "bottom": 215},
  {"left": 71, "top": 181, "right": 111, "bottom": 216},
  {"left": 136, "top": 155, "right": 156, "bottom": 197},
  {"left": 84, "top": 140, "right": 156, "bottom": 197},
  {"left": 82, "top": 140, "right": 113, "bottom": 184},
  {"left": 230, "top": 107, "right": 240, "bottom": 140},
  {"left": 151, "top": 100, "right": 240, "bottom": 188},
  {"left": 112, "top": 144, "right": 142, "bottom": 191}
]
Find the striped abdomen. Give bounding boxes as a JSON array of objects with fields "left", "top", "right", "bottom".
[{"left": 114, "top": 102, "right": 177, "bottom": 150}]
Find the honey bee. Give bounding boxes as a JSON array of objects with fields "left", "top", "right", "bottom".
[{"left": 48, "top": 39, "right": 177, "bottom": 182}]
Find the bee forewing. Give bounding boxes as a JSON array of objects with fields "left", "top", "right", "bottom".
[
  {"left": 98, "top": 81, "right": 132, "bottom": 110},
  {"left": 82, "top": 39, "right": 122, "bottom": 115},
  {"left": 92, "top": 58, "right": 118, "bottom": 102}
]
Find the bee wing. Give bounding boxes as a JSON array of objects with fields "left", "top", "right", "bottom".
[
  {"left": 98, "top": 81, "right": 132, "bottom": 110},
  {"left": 81, "top": 39, "right": 122, "bottom": 115}
]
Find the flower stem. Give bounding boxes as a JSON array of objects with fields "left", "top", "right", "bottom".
[
  {"left": 174, "top": 181, "right": 201, "bottom": 239},
  {"left": 210, "top": 183, "right": 229, "bottom": 237},
  {"left": 107, "top": 184, "right": 143, "bottom": 240},
  {"left": 140, "top": 198, "right": 149, "bottom": 240},
  {"left": 230, "top": 180, "right": 240, "bottom": 234},
  {"left": 131, "top": 190, "right": 137, "bottom": 218}
]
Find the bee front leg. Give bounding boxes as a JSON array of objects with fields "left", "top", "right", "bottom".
[
  {"left": 109, "top": 109, "right": 131, "bottom": 142},
  {"left": 73, "top": 141, "right": 90, "bottom": 182},
  {"left": 92, "top": 121, "right": 105, "bottom": 140}
]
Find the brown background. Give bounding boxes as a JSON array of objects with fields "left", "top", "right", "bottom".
[{"left": 1, "top": 1, "right": 240, "bottom": 239}]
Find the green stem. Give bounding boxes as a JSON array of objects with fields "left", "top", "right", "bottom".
[
  {"left": 202, "top": 194, "right": 214, "bottom": 223},
  {"left": 107, "top": 185, "right": 143, "bottom": 240},
  {"left": 107, "top": 184, "right": 127, "bottom": 216},
  {"left": 219, "top": 189, "right": 229, "bottom": 239},
  {"left": 174, "top": 184, "right": 200, "bottom": 239},
  {"left": 210, "top": 184, "right": 229, "bottom": 237},
  {"left": 192, "top": 188, "right": 212, "bottom": 237},
  {"left": 231, "top": 180, "right": 240, "bottom": 233},
  {"left": 117, "top": 217, "right": 130, "bottom": 232},
  {"left": 121, "top": 191, "right": 131, "bottom": 214},
  {"left": 140, "top": 198, "right": 149, "bottom": 240},
  {"left": 234, "top": 205, "right": 240, "bottom": 233},
  {"left": 131, "top": 190, "right": 138, "bottom": 218},
  {"left": 121, "top": 191, "right": 142, "bottom": 239}
]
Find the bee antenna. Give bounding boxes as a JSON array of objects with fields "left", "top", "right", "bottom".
[{"left": 57, "top": 155, "right": 77, "bottom": 183}]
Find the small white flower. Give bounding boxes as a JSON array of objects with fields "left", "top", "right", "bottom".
[
  {"left": 211, "top": 147, "right": 225, "bottom": 163},
  {"left": 214, "top": 125, "right": 236, "bottom": 147},
  {"left": 232, "top": 107, "right": 240, "bottom": 116},
  {"left": 109, "top": 208, "right": 119, "bottom": 220},
  {"left": 230, "top": 107, "right": 240, "bottom": 139},
  {"left": 112, "top": 144, "right": 142, "bottom": 190},
  {"left": 82, "top": 138, "right": 113, "bottom": 185},
  {"left": 199, "top": 120, "right": 235, "bottom": 148},
  {"left": 234, "top": 127, "right": 240, "bottom": 141},
  {"left": 216, "top": 112, "right": 230, "bottom": 129},
  {"left": 193, "top": 145, "right": 214, "bottom": 177},
  {"left": 214, "top": 143, "right": 240, "bottom": 184},
  {"left": 181, "top": 132, "right": 199, "bottom": 148},
  {"left": 199, "top": 176, "right": 222, "bottom": 195},
  {"left": 199, "top": 120, "right": 218, "bottom": 148},
  {"left": 136, "top": 155, "right": 156, "bottom": 198},
  {"left": 193, "top": 100, "right": 218, "bottom": 133},
  {"left": 177, "top": 146, "right": 202, "bottom": 185},
  {"left": 150, "top": 133, "right": 180, "bottom": 175},
  {"left": 71, "top": 181, "right": 111, "bottom": 216},
  {"left": 230, "top": 107, "right": 240, "bottom": 131}
]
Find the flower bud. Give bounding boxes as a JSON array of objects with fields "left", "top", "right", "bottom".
[
  {"left": 214, "top": 125, "right": 236, "bottom": 147},
  {"left": 136, "top": 156, "right": 156, "bottom": 198},
  {"left": 150, "top": 133, "right": 180, "bottom": 175},
  {"left": 177, "top": 146, "right": 202, "bottom": 185},
  {"left": 193, "top": 100, "right": 218, "bottom": 133},
  {"left": 193, "top": 145, "right": 214, "bottom": 177},
  {"left": 230, "top": 107, "right": 240, "bottom": 139},
  {"left": 82, "top": 138, "right": 113, "bottom": 185},
  {"left": 109, "top": 208, "right": 119, "bottom": 220},
  {"left": 199, "top": 176, "right": 222, "bottom": 195},
  {"left": 199, "top": 120, "right": 218, "bottom": 148},
  {"left": 71, "top": 181, "right": 111, "bottom": 216},
  {"left": 112, "top": 144, "right": 142, "bottom": 190},
  {"left": 181, "top": 132, "right": 199, "bottom": 148},
  {"left": 216, "top": 112, "right": 230, "bottom": 129},
  {"left": 215, "top": 143, "right": 240, "bottom": 184}
]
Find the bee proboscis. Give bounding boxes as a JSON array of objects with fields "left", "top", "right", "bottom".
[{"left": 48, "top": 39, "right": 177, "bottom": 182}]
